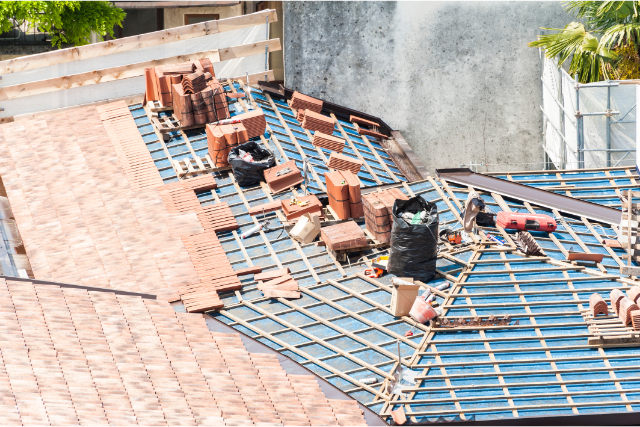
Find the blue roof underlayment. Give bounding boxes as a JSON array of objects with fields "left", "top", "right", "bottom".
[{"left": 128, "top": 81, "right": 640, "bottom": 424}]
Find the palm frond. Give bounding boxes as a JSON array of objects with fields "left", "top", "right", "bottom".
[
  {"left": 564, "top": 1, "right": 639, "bottom": 32},
  {"left": 600, "top": 22, "right": 640, "bottom": 47}
]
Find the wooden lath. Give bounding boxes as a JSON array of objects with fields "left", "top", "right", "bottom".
[{"left": 0, "top": 9, "right": 278, "bottom": 75}]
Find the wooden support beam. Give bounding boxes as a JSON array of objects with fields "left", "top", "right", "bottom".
[
  {"left": 0, "top": 9, "right": 278, "bottom": 75},
  {"left": 0, "top": 39, "right": 281, "bottom": 100}
]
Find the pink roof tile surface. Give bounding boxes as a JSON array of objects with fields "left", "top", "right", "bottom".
[{"left": 0, "top": 278, "right": 366, "bottom": 426}]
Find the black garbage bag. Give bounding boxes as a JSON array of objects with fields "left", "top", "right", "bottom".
[
  {"left": 388, "top": 195, "right": 439, "bottom": 282},
  {"left": 228, "top": 141, "right": 276, "bottom": 186}
]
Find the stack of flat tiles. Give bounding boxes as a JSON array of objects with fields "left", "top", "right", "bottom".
[
  {"left": 619, "top": 297, "right": 639, "bottom": 325},
  {"left": 312, "top": 131, "right": 345, "bottom": 152},
  {"left": 181, "top": 71, "right": 207, "bottom": 94},
  {"left": 158, "top": 181, "right": 202, "bottom": 213},
  {"left": 235, "top": 109, "right": 267, "bottom": 139},
  {"left": 0, "top": 278, "right": 367, "bottom": 425},
  {"left": 162, "top": 62, "right": 196, "bottom": 74},
  {"left": 327, "top": 152, "right": 364, "bottom": 174},
  {"left": 144, "top": 67, "right": 159, "bottom": 102},
  {"left": 632, "top": 309, "right": 640, "bottom": 331},
  {"left": 589, "top": 293, "right": 608, "bottom": 316},
  {"left": 341, "top": 170, "right": 364, "bottom": 218},
  {"left": 362, "top": 188, "right": 410, "bottom": 243},
  {"left": 363, "top": 192, "right": 392, "bottom": 243},
  {"left": 197, "top": 202, "right": 239, "bottom": 232},
  {"left": 321, "top": 221, "right": 368, "bottom": 252},
  {"left": 350, "top": 115, "right": 380, "bottom": 128},
  {"left": 206, "top": 123, "right": 248, "bottom": 167},
  {"left": 172, "top": 83, "right": 195, "bottom": 127},
  {"left": 291, "top": 91, "right": 323, "bottom": 114},
  {"left": 302, "top": 110, "right": 335, "bottom": 134},
  {"left": 611, "top": 288, "right": 626, "bottom": 314},
  {"left": 255, "top": 269, "right": 300, "bottom": 299},
  {"left": 358, "top": 127, "right": 387, "bottom": 139},
  {"left": 627, "top": 285, "right": 640, "bottom": 303},
  {"left": 282, "top": 195, "right": 323, "bottom": 220},
  {"left": 181, "top": 173, "right": 217, "bottom": 192},
  {"left": 325, "top": 171, "right": 351, "bottom": 220},
  {"left": 264, "top": 160, "right": 304, "bottom": 194},
  {"left": 181, "top": 230, "right": 241, "bottom": 312}
]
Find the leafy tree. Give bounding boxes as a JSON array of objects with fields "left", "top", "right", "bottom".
[
  {"left": 0, "top": 1, "right": 126, "bottom": 48},
  {"left": 529, "top": 1, "right": 640, "bottom": 83}
]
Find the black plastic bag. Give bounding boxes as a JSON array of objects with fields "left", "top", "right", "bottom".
[
  {"left": 228, "top": 141, "right": 276, "bottom": 186},
  {"left": 388, "top": 195, "right": 439, "bottom": 282}
]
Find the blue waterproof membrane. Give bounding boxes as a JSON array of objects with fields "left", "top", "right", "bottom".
[
  {"left": 128, "top": 84, "right": 407, "bottom": 192},
  {"left": 400, "top": 247, "right": 640, "bottom": 420},
  {"left": 489, "top": 168, "right": 640, "bottom": 209}
]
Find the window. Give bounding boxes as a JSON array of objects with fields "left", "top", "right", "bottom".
[{"left": 184, "top": 14, "right": 219, "bottom": 25}]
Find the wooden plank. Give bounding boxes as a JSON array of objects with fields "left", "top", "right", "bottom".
[
  {"left": 0, "top": 9, "right": 278, "bottom": 75},
  {"left": 224, "top": 70, "right": 275, "bottom": 85},
  {"left": 0, "top": 38, "right": 281, "bottom": 101}
]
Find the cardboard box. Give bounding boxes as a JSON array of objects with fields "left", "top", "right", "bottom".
[
  {"left": 289, "top": 213, "right": 321, "bottom": 244},
  {"left": 390, "top": 278, "right": 420, "bottom": 317}
]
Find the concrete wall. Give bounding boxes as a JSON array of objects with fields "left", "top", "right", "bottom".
[{"left": 283, "top": 1, "right": 570, "bottom": 173}]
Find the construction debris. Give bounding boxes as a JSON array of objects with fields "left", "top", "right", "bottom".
[
  {"left": 433, "top": 315, "right": 517, "bottom": 328},
  {"left": 256, "top": 270, "right": 300, "bottom": 299},
  {"left": 514, "top": 231, "right": 545, "bottom": 256}
]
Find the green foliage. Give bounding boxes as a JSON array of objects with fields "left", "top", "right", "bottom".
[
  {"left": 529, "top": 1, "right": 640, "bottom": 83},
  {"left": 0, "top": 1, "right": 126, "bottom": 48}
]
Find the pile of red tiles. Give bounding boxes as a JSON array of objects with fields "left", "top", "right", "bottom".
[
  {"left": 610, "top": 288, "right": 625, "bottom": 314},
  {"left": 264, "top": 160, "right": 304, "bottom": 194},
  {"left": 321, "top": 221, "right": 368, "bottom": 252},
  {"left": 282, "top": 195, "right": 323, "bottom": 220},
  {"left": 619, "top": 297, "right": 639, "bottom": 325},
  {"left": 255, "top": 268, "right": 300, "bottom": 299},
  {"left": 589, "top": 293, "right": 608, "bottom": 316},
  {"left": 181, "top": 71, "right": 207, "bottom": 94},
  {"left": 627, "top": 285, "right": 640, "bottom": 303},
  {"left": 301, "top": 110, "right": 335, "bottom": 134},
  {"left": 206, "top": 123, "right": 248, "bottom": 167},
  {"left": 146, "top": 59, "right": 229, "bottom": 125},
  {"left": 291, "top": 91, "right": 323, "bottom": 122},
  {"left": 234, "top": 109, "right": 267, "bottom": 139},
  {"left": 632, "top": 309, "right": 640, "bottom": 331},
  {"left": 197, "top": 202, "right": 239, "bottom": 232},
  {"left": 312, "top": 131, "right": 345, "bottom": 153},
  {"left": 362, "top": 188, "right": 409, "bottom": 243},
  {"left": 327, "top": 152, "right": 364, "bottom": 175},
  {"left": 0, "top": 278, "right": 367, "bottom": 425},
  {"left": 325, "top": 171, "right": 351, "bottom": 220}
]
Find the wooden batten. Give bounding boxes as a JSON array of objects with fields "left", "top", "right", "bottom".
[
  {"left": 0, "top": 39, "right": 281, "bottom": 101},
  {"left": 0, "top": 9, "right": 278, "bottom": 75}
]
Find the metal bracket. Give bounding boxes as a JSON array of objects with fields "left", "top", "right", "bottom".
[
  {"left": 605, "top": 109, "right": 614, "bottom": 117},
  {"left": 575, "top": 110, "right": 582, "bottom": 118}
]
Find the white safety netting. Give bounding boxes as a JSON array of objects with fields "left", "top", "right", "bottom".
[
  {"left": 0, "top": 24, "right": 269, "bottom": 118},
  {"left": 541, "top": 56, "right": 637, "bottom": 169}
]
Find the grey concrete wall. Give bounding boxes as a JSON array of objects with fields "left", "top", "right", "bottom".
[{"left": 283, "top": 1, "right": 570, "bottom": 173}]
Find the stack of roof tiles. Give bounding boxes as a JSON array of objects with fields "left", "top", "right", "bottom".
[
  {"left": 362, "top": 188, "right": 409, "bottom": 243},
  {"left": 181, "top": 71, "right": 207, "bottom": 94},
  {"left": 206, "top": 123, "right": 248, "bottom": 167},
  {"left": 264, "top": 160, "right": 304, "bottom": 194},
  {"left": 589, "top": 293, "right": 608, "bottom": 316},
  {"left": 325, "top": 171, "right": 351, "bottom": 220},
  {"left": 255, "top": 268, "right": 300, "bottom": 299},
  {"left": 619, "top": 297, "right": 639, "bottom": 325},
  {"left": 321, "top": 221, "right": 368, "bottom": 252},
  {"left": 0, "top": 278, "right": 366, "bottom": 426},
  {"left": 327, "top": 152, "right": 363, "bottom": 174},
  {"left": 282, "top": 195, "right": 323, "bottom": 221},
  {"left": 291, "top": 91, "right": 323, "bottom": 123},
  {"left": 312, "top": 132, "right": 345, "bottom": 153},
  {"left": 301, "top": 110, "right": 335, "bottom": 134},
  {"left": 234, "top": 110, "right": 267, "bottom": 139},
  {"left": 632, "top": 309, "right": 640, "bottom": 331},
  {"left": 611, "top": 289, "right": 625, "bottom": 314},
  {"left": 350, "top": 115, "right": 380, "bottom": 128},
  {"left": 146, "top": 59, "right": 229, "bottom": 125},
  {"left": 627, "top": 285, "right": 640, "bottom": 303}
]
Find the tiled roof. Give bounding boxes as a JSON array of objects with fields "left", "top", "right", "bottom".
[{"left": 0, "top": 277, "right": 367, "bottom": 426}]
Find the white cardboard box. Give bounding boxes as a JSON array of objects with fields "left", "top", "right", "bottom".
[{"left": 290, "top": 213, "right": 321, "bottom": 244}]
